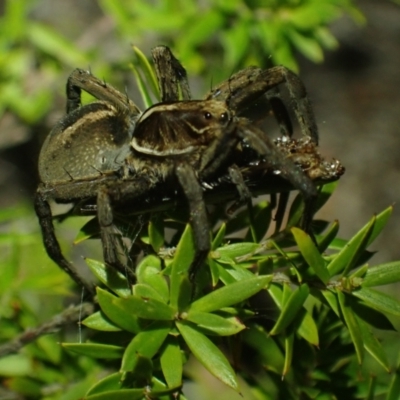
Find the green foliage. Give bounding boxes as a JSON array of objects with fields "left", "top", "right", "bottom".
[
  {"left": 100, "top": 0, "right": 364, "bottom": 74},
  {"left": 2, "top": 2, "right": 400, "bottom": 399},
  {"left": 0, "top": 0, "right": 362, "bottom": 125},
  {"left": 60, "top": 190, "right": 400, "bottom": 399}
]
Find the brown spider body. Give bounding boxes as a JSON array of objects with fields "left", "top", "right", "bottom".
[{"left": 35, "top": 46, "right": 344, "bottom": 294}]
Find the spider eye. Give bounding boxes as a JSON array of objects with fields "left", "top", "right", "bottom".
[
  {"left": 220, "top": 112, "right": 228, "bottom": 121},
  {"left": 204, "top": 112, "right": 212, "bottom": 119}
]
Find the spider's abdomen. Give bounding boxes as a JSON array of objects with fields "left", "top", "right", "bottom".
[{"left": 39, "top": 102, "right": 134, "bottom": 185}]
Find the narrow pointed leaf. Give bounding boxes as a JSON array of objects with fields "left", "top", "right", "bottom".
[
  {"left": 97, "top": 288, "right": 141, "bottom": 333},
  {"left": 86, "top": 372, "right": 124, "bottom": 396},
  {"left": 317, "top": 220, "right": 339, "bottom": 252},
  {"left": 186, "top": 311, "right": 245, "bottom": 336},
  {"left": 82, "top": 311, "right": 122, "bottom": 332},
  {"left": 292, "top": 227, "right": 330, "bottom": 284},
  {"left": 270, "top": 284, "right": 310, "bottom": 335},
  {"left": 327, "top": 217, "right": 375, "bottom": 277},
  {"left": 170, "top": 224, "right": 195, "bottom": 310},
  {"left": 62, "top": 343, "right": 123, "bottom": 359},
  {"left": 282, "top": 331, "right": 294, "bottom": 377},
  {"left": 190, "top": 275, "right": 272, "bottom": 313},
  {"left": 357, "top": 317, "right": 390, "bottom": 372},
  {"left": 132, "top": 45, "right": 159, "bottom": 100},
  {"left": 148, "top": 215, "right": 164, "bottom": 253},
  {"left": 337, "top": 291, "right": 364, "bottom": 364},
  {"left": 386, "top": 362, "right": 400, "bottom": 400},
  {"left": 176, "top": 321, "right": 239, "bottom": 391},
  {"left": 352, "top": 287, "right": 400, "bottom": 316},
  {"left": 114, "top": 294, "right": 175, "bottom": 321},
  {"left": 362, "top": 261, "right": 400, "bottom": 287},
  {"left": 121, "top": 321, "right": 171, "bottom": 372},
  {"left": 296, "top": 309, "right": 319, "bottom": 346},
  {"left": 86, "top": 388, "right": 145, "bottom": 400},
  {"left": 129, "top": 62, "right": 153, "bottom": 108},
  {"left": 212, "top": 223, "right": 226, "bottom": 250},
  {"left": 215, "top": 242, "right": 260, "bottom": 261},
  {"left": 366, "top": 206, "right": 392, "bottom": 247},
  {"left": 74, "top": 217, "right": 99, "bottom": 243},
  {"left": 160, "top": 337, "right": 183, "bottom": 389},
  {"left": 86, "top": 258, "right": 131, "bottom": 297}
]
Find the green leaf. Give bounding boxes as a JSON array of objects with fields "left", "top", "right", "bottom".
[
  {"left": 121, "top": 320, "right": 171, "bottom": 372},
  {"left": 132, "top": 45, "right": 159, "bottom": 100},
  {"left": 185, "top": 311, "right": 245, "bottom": 336},
  {"left": 327, "top": 216, "right": 375, "bottom": 277},
  {"left": 176, "top": 321, "right": 239, "bottom": 391},
  {"left": 282, "top": 331, "right": 294, "bottom": 377},
  {"left": 357, "top": 317, "right": 390, "bottom": 372},
  {"left": 215, "top": 242, "right": 260, "bottom": 263},
  {"left": 337, "top": 291, "right": 364, "bottom": 364},
  {"left": 170, "top": 224, "right": 195, "bottom": 310},
  {"left": 317, "top": 220, "right": 339, "bottom": 252},
  {"left": 366, "top": 206, "right": 393, "bottom": 246},
  {"left": 160, "top": 336, "right": 183, "bottom": 389},
  {"left": 113, "top": 294, "right": 176, "bottom": 321},
  {"left": 86, "top": 372, "right": 124, "bottom": 396},
  {"left": 387, "top": 361, "right": 400, "bottom": 400},
  {"left": 62, "top": 343, "right": 124, "bottom": 359},
  {"left": 85, "top": 388, "right": 145, "bottom": 400},
  {"left": 212, "top": 223, "right": 226, "bottom": 250},
  {"left": 270, "top": 284, "right": 310, "bottom": 335},
  {"left": 362, "top": 261, "right": 400, "bottom": 287},
  {"left": 74, "top": 217, "right": 99, "bottom": 243},
  {"left": 352, "top": 287, "right": 400, "bottom": 317},
  {"left": 136, "top": 255, "right": 169, "bottom": 303},
  {"left": 86, "top": 258, "right": 132, "bottom": 297},
  {"left": 295, "top": 309, "right": 319, "bottom": 346},
  {"left": 97, "top": 287, "right": 142, "bottom": 333},
  {"left": 148, "top": 215, "right": 164, "bottom": 253},
  {"left": 82, "top": 311, "right": 122, "bottom": 332},
  {"left": 190, "top": 275, "right": 272, "bottom": 313},
  {"left": 292, "top": 227, "right": 330, "bottom": 284}
]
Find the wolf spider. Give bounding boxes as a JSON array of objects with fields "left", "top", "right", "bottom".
[{"left": 35, "top": 46, "right": 343, "bottom": 295}]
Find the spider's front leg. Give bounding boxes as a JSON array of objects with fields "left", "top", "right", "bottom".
[
  {"left": 175, "top": 163, "right": 210, "bottom": 280},
  {"left": 34, "top": 191, "right": 95, "bottom": 296},
  {"left": 66, "top": 68, "right": 141, "bottom": 116},
  {"left": 96, "top": 185, "right": 136, "bottom": 285},
  {"left": 207, "top": 66, "right": 318, "bottom": 144},
  {"left": 238, "top": 122, "right": 318, "bottom": 235},
  {"left": 152, "top": 46, "right": 191, "bottom": 102}
]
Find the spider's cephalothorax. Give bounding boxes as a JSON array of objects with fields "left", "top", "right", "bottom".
[{"left": 35, "top": 46, "right": 344, "bottom": 294}]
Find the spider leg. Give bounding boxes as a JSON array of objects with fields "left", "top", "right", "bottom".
[
  {"left": 34, "top": 191, "right": 95, "bottom": 296},
  {"left": 97, "top": 186, "right": 136, "bottom": 284},
  {"left": 208, "top": 66, "right": 318, "bottom": 144},
  {"left": 175, "top": 163, "right": 210, "bottom": 280},
  {"left": 237, "top": 121, "right": 318, "bottom": 234},
  {"left": 152, "top": 46, "right": 191, "bottom": 102},
  {"left": 66, "top": 69, "right": 141, "bottom": 115}
]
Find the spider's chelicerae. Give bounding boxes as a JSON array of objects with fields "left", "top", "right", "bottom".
[{"left": 35, "top": 46, "right": 344, "bottom": 294}]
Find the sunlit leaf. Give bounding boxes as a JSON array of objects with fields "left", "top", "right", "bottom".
[
  {"left": 362, "top": 261, "right": 400, "bottom": 287},
  {"left": 176, "top": 321, "right": 239, "bottom": 391},
  {"left": 160, "top": 336, "right": 183, "bottom": 389},
  {"left": 352, "top": 287, "right": 400, "bottom": 317},
  {"left": 270, "top": 284, "right": 310, "bottom": 335},
  {"left": 63, "top": 343, "right": 124, "bottom": 359},
  {"left": 185, "top": 311, "right": 245, "bottom": 336},
  {"left": 292, "top": 227, "right": 330, "bottom": 284},
  {"left": 190, "top": 275, "right": 272, "bottom": 313},
  {"left": 121, "top": 321, "right": 171, "bottom": 372},
  {"left": 337, "top": 291, "right": 364, "bottom": 364}
]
